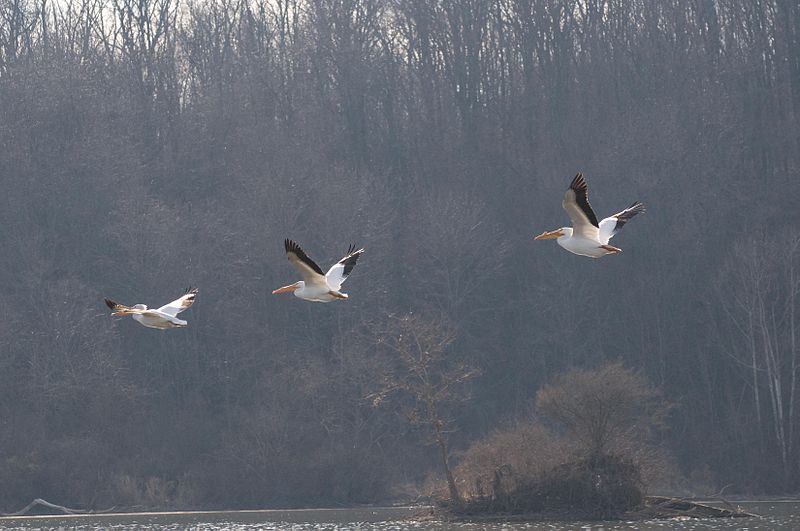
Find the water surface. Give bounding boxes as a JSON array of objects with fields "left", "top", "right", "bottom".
[{"left": 2, "top": 501, "right": 798, "bottom": 530}]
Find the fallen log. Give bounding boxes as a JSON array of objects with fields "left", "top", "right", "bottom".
[
  {"left": 629, "top": 496, "right": 757, "bottom": 519},
  {"left": 2, "top": 498, "right": 116, "bottom": 517}
]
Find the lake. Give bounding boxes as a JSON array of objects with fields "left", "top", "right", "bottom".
[{"left": 1, "top": 502, "right": 799, "bottom": 530}]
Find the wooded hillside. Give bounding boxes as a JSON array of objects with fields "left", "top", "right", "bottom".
[{"left": 0, "top": 0, "right": 798, "bottom": 510}]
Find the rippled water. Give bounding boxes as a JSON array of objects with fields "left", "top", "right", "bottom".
[{"left": 2, "top": 502, "right": 799, "bottom": 530}]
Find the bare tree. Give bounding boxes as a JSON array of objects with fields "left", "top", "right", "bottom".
[
  {"left": 717, "top": 231, "right": 800, "bottom": 487},
  {"left": 368, "top": 314, "right": 479, "bottom": 508}
]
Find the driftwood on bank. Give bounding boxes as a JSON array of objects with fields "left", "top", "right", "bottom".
[
  {"left": 628, "top": 496, "right": 757, "bottom": 519},
  {"left": 1, "top": 498, "right": 116, "bottom": 517}
]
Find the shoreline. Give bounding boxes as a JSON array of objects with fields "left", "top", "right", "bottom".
[
  {"left": 4, "top": 497, "right": 799, "bottom": 524},
  {"left": 0, "top": 505, "right": 428, "bottom": 523}
]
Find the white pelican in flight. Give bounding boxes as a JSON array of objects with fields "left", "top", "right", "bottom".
[
  {"left": 272, "top": 239, "right": 364, "bottom": 302},
  {"left": 534, "top": 173, "right": 645, "bottom": 258},
  {"left": 104, "top": 288, "right": 198, "bottom": 329}
]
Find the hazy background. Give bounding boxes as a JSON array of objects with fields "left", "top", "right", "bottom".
[{"left": 0, "top": 0, "right": 798, "bottom": 511}]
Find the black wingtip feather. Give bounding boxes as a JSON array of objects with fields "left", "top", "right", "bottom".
[
  {"left": 569, "top": 173, "right": 587, "bottom": 192},
  {"left": 284, "top": 239, "right": 325, "bottom": 276},
  {"left": 340, "top": 246, "right": 364, "bottom": 277},
  {"left": 617, "top": 202, "right": 646, "bottom": 221},
  {"left": 568, "top": 172, "right": 599, "bottom": 227},
  {"left": 629, "top": 202, "right": 646, "bottom": 214},
  {"left": 104, "top": 298, "right": 117, "bottom": 310},
  {"left": 611, "top": 203, "right": 646, "bottom": 234}
]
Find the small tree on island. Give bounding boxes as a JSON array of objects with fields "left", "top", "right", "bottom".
[{"left": 367, "top": 314, "right": 480, "bottom": 509}]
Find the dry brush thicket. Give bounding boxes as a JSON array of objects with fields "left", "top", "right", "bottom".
[{"left": 455, "top": 363, "right": 672, "bottom": 518}]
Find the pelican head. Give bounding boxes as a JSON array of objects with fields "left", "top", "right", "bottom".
[
  {"left": 534, "top": 227, "right": 571, "bottom": 240},
  {"left": 272, "top": 281, "right": 303, "bottom": 295}
]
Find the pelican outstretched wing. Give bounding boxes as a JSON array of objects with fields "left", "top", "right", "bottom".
[
  {"left": 284, "top": 239, "right": 328, "bottom": 288},
  {"left": 157, "top": 287, "right": 198, "bottom": 316},
  {"left": 326, "top": 245, "right": 364, "bottom": 290},
  {"left": 599, "top": 202, "right": 646, "bottom": 244},
  {"left": 563, "top": 173, "right": 600, "bottom": 239}
]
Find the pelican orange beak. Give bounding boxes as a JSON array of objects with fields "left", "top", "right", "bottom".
[
  {"left": 534, "top": 229, "right": 563, "bottom": 240},
  {"left": 272, "top": 283, "right": 299, "bottom": 294}
]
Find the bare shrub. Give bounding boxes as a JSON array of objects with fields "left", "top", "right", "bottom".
[
  {"left": 537, "top": 453, "right": 643, "bottom": 519},
  {"left": 455, "top": 419, "right": 565, "bottom": 501},
  {"left": 109, "top": 474, "right": 178, "bottom": 508},
  {"left": 535, "top": 361, "right": 671, "bottom": 459}
]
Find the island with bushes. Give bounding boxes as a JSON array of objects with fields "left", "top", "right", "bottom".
[{"left": 397, "top": 362, "right": 755, "bottom": 522}]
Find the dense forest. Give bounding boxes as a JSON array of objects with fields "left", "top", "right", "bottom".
[{"left": 0, "top": 0, "right": 798, "bottom": 511}]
